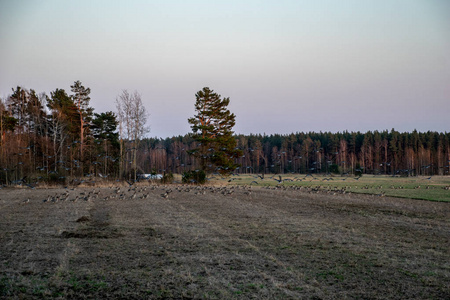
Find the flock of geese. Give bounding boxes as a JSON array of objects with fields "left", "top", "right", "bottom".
[
  {"left": 222, "top": 173, "right": 364, "bottom": 185},
  {"left": 17, "top": 183, "right": 386, "bottom": 206},
  {"left": 18, "top": 183, "right": 253, "bottom": 205},
  {"left": 14, "top": 171, "right": 449, "bottom": 204}
]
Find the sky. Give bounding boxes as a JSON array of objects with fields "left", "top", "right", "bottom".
[{"left": 1, "top": 0, "right": 449, "bottom": 138}]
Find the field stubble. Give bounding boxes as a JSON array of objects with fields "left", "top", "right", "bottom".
[{"left": 0, "top": 183, "right": 449, "bottom": 299}]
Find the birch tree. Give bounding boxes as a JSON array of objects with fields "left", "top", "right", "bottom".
[{"left": 115, "top": 90, "right": 149, "bottom": 180}]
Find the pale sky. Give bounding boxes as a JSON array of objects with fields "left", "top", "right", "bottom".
[{"left": 1, "top": 0, "right": 449, "bottom": 137}]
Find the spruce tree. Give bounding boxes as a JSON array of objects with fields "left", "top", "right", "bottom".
[{"left": 188, "top": 87, "right": 242, "bottom": 175}]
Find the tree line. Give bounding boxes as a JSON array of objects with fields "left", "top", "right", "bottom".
[
  {"left": 140, "top": 130, "right": 449, "bottom": 177},
  {"left": 0, "top": 82, "right": 149, "bottom": 185},
  {"left": 1, "top": 83, "right": 449, "bottom": 186}
]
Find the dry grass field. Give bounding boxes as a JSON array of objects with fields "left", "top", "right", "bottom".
[{"left": 0, "top": 183, "right": 449, "bottom": 299}]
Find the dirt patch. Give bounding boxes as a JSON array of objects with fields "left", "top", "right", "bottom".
[
  {"left": 60, "top": 227, "right": 122, "bottom": 239},
  {"left": 0, "top": 185, "right": 449, "bottom": 299},
  {"left": 63, "top": 207, "right": 122, "bottom": 239},
  {"left": 76, "top": 216, "right": 90, "bottom": 223}
]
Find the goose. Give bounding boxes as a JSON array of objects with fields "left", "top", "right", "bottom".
[{"left": 273, "top": 176, "right": 283, "bottom": 184}]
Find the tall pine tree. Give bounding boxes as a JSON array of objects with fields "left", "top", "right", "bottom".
[
  {"left": 188, "top": 87, "right": 242, "bottom": 174},
  {"left": 70, "top": 80, "right": 93, "bottom": 172}
]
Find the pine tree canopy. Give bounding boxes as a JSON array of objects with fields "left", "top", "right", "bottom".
[
  {"left": 188, "top": 87, "right": 242, "bottom": 175},
  {"left": 70, "top": 80, "right": 93, "bottom": 121}
]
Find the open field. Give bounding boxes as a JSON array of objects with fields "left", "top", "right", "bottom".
[
  {"left": 212, "top": 174, "right": 450, "bottom": 202},
  {"left": 1, "top": 184, "right": 449, "bottom": 299}
]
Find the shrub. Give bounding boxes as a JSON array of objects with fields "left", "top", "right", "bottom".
[
  {"left": 354, "top": 163, "right": 363, "bottom": 177},
  {"left": 161, "top": 172, "right": 174, "bottom": 184},
  {"left": 182, "top": 170, "right": 206, "bottom": 184},
  {"left": 47, "top": 173, "right": 67, "bottom": 186},
  {"left": 329, "top": 164, "right": 340, "bottom": 174}
]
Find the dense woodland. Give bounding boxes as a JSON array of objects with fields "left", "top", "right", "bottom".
[
  {"left": 0, "top": 84, "right": 120, "bottom": 185},
  {"left": 141, "top": 130, "right": 450, "bottom": 177},
  {"left": 1, "top": 84, "right": 449, "bottom": 185}
]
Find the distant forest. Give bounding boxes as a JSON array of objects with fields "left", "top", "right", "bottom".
[
  {"left": 1, "top": 85, "right": 449, "bottom": 185},
  {"left": 142, "top": 130, "right": 449, "bottom": 177}
]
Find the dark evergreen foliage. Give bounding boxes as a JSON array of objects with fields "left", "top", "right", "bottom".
[
  {"left": 188, "top": 87, "right": 242, "bottom": 174},
  {"left": 182, "top": 170, "right": 206, "bottom": 184},
  {"left": 92, "top": 111, "right": 119, "bottom": 146},
  {"left": 161, "top": 172, "right": 174, "bottom": 184}
]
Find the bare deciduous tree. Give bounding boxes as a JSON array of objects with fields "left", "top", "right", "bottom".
[{"left": 115, "top": 90, "right": 149, "bottom": 180}]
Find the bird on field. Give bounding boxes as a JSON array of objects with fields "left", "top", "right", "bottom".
[
  {"left": 250, "top": 181, "right": 259, "bottom": 185},
  {"left": 161, "top": 192, "right": 169, "bottom": 199},
  {"left": 24, "top": 182, "right": 35, "bottom": 189},
  {"left": 22, "top": 198, "right": 30, "bottom": 204},
  {"left": 273, "top": 176, "right": 283, "bottom": 184}
]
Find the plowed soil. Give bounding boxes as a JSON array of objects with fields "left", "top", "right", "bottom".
[{"left": 1, "top": 185, "right": 449, "bottom": 299}]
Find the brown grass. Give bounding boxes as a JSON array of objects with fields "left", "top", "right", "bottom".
[{"left": 0, "top": 185, "right": 449, "bottom": 299}]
